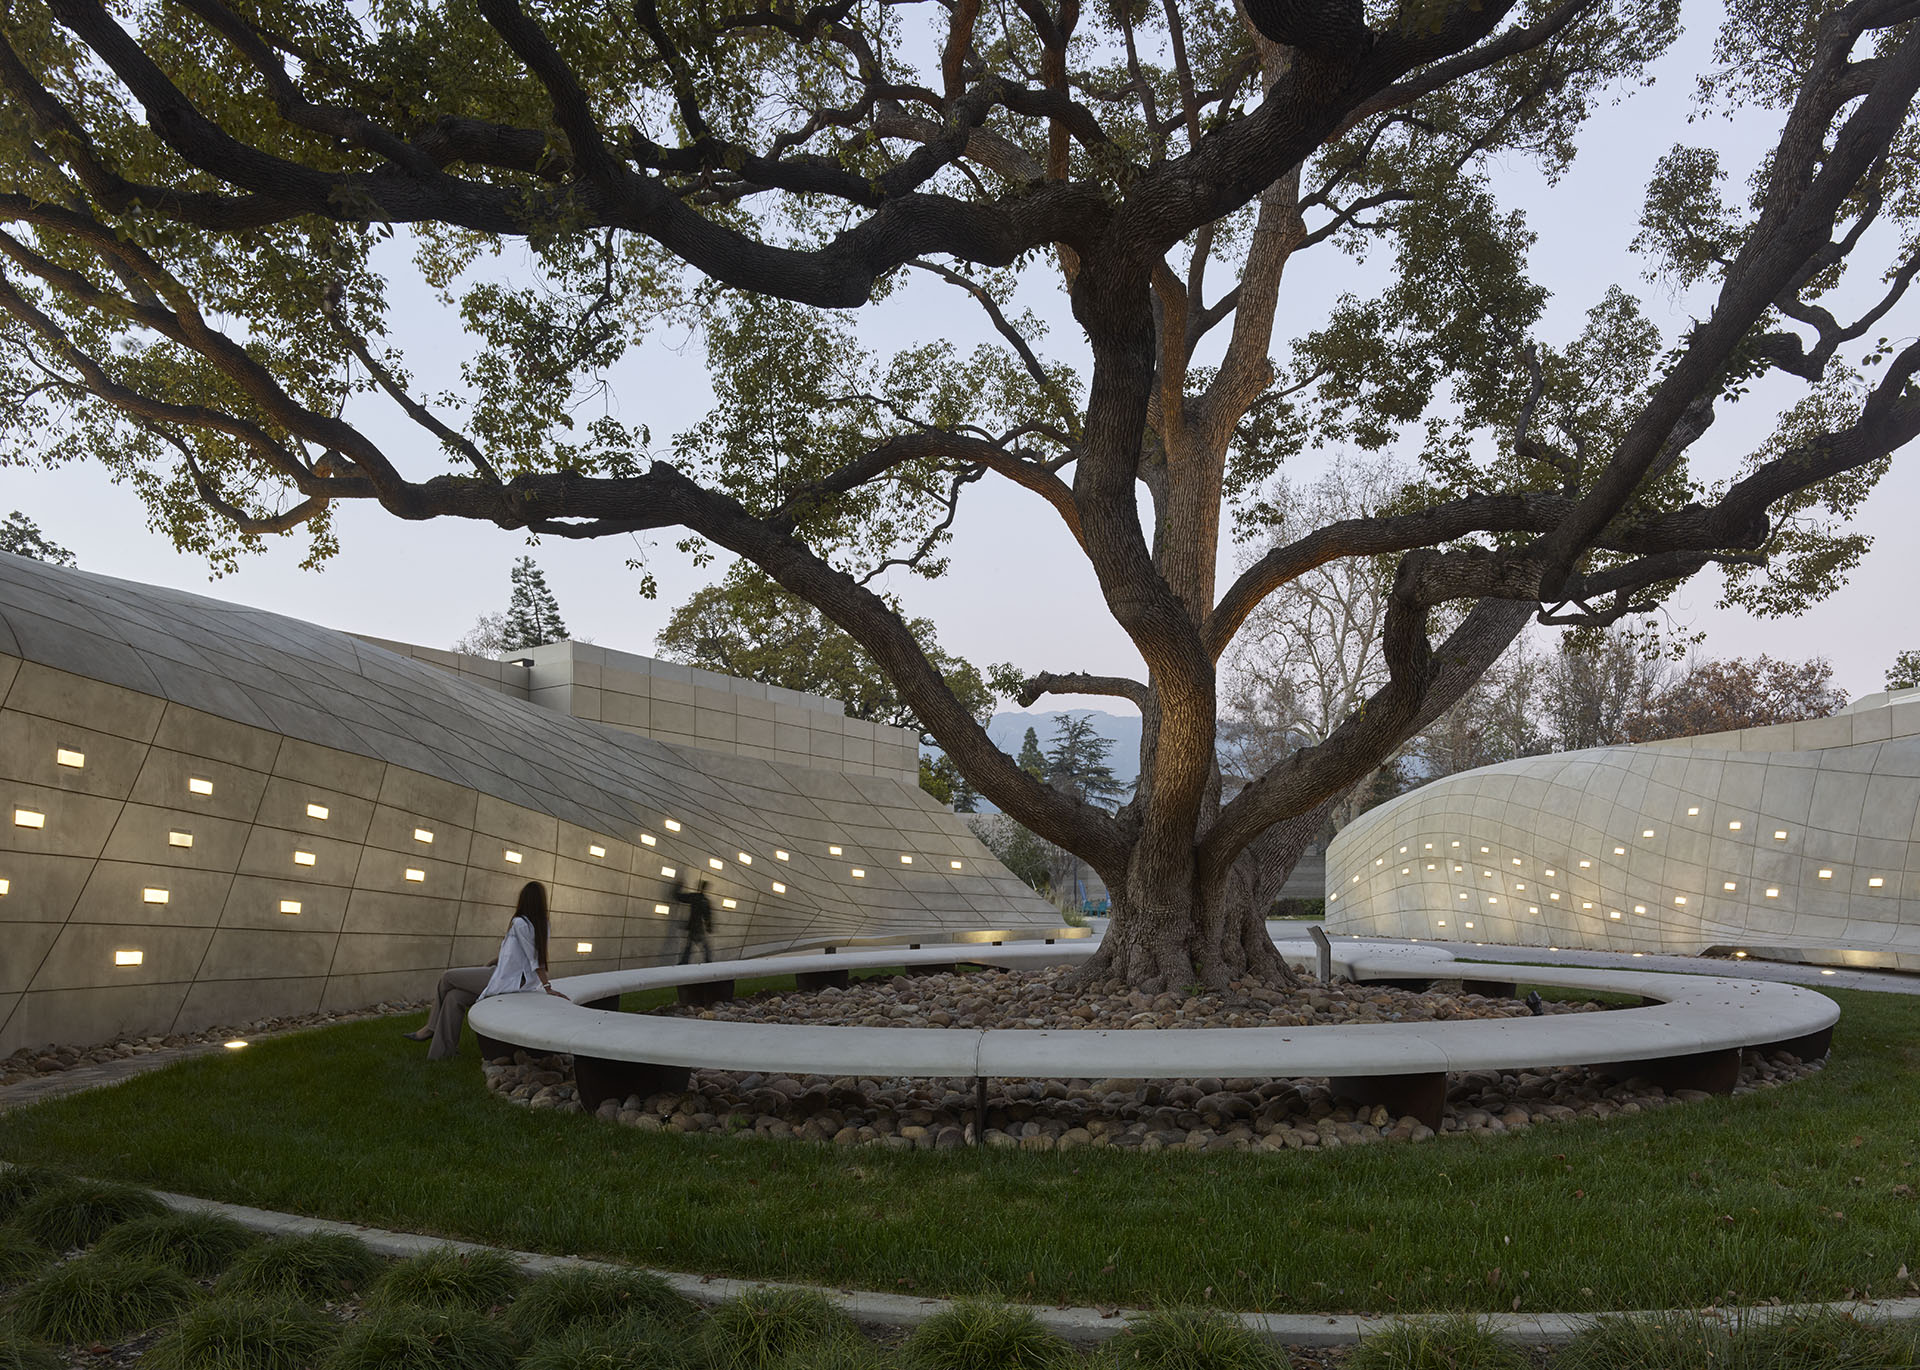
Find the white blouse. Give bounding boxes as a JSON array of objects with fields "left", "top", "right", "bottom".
[{"left": 480, "top": 916, "right": 543, "bottom": 998}]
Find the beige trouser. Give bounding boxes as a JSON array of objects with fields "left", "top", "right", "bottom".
[{"left": 426, "top": 965, "right": 494, "bottom": 1060}]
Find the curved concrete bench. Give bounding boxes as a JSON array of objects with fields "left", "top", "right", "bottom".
[{"left": 468, "top": 941, "right": 1837, "bottom": 1130}]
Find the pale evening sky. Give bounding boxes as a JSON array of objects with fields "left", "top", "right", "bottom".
[{"left": 3, "top": 1, "right": 1915, "bottom": 708}]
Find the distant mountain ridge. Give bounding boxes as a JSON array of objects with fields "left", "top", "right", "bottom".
[{"left": 985, "top": 709, "right": 1143, "bottom": 786}]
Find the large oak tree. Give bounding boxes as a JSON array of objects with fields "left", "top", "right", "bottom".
[{"left": 1, "top": 0, "right": 1917, "bottom": 989}]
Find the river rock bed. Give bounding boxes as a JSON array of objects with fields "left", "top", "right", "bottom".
[{"left": 478, "top": 969, "right": 1823, "bottom": 1150}]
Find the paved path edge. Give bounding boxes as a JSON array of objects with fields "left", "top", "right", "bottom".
[{"left": 105, "top": 1183, "right": 1920, "bottom": 1347}]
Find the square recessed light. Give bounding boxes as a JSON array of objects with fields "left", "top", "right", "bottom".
[
  {"left": 1687, "top": 806, "right": 1699, "bottom": 815},
  {"left": 307, "top": 803, "right": 329, "bottom": 820},
  {"left": 1728, "top": 820, "right": 1742, "bottom": 830},
  {"left": 505, "top": 850, "right": 523, "bottom": 864},
  {"left": 654, "top": 903, "right": 670, "bottom": 915},
  {"left": 1869, "top": 876, "right": 1885, "bottom": 888},
  {"left": 950, "top": 860, "right": 963, "bottom": 870},
  {"left": 143, "top": 887, "right": 169, "bottom": 904},
  {"left": 168, "top": 831, "right": 193, "bottom": 848},
  {"left": 708, "top": 858, "right": 724, "bottom": 870},
  {"left": 722, "top": 898, "right": 737, "bottom": 909},
  {"left": 664, "top": 819, "right": 681, "bottom": 832},
  {"left": 1766, "top": 887, "right": 1780, "bottom": 897},
  {"left": 189, "top": 777, "right": 214, "bottom": 795},
  {"left": 1613, "top": 846, "right": 1626, "bottom": 855},
  {"left": 901, "top": 854, "right": 914, "bottom": 864},
  {"left": 0, "top": 879, "right": 9, "bottom": 896},
  {"left": 1818, "top": 869, "right": 1834, "bottom": 879},
  {"left": 115, "top": 949, "right": 143, "bottom": 966},
  {"left": 1774, "top": 830, "right": 1789, "bottom": 840},
  {"left": 1642, "top": 829, "right": 1655, "bottom": 838},
  {"left": 414, "top": 828, "right": 434, "bottom": 844},
  {"left": 576, "top": 941, "right": 593, "bottom": 953},
  {"left": 851, "top": 868, "right": 866, "bottom": 878},
  {"left": 293, "top": 850, "right": 316, "bottom": 866},
  {"left": 641, "top": 834, "right": 657, "bottom": 846},
  {"left": 589, "top": 844, "right": 606, "bottom": 858},
  {"left": 737, "top": 852, "right": 751, "bottom": 865},
  {"left": 775, "top": 850, "right": 790, "bottom": 861},
  {"left": 1724, "top": 881, "right": 1737, "bottom": 891},
  {"left": 829, "top": 845, "right": 843, "bottom": 856},
  {"left": 772, "top": 882, "right": 787, "bottom": 894},
  {"left": 13, "top": 809, "right": 45, "bottom": 828},
  {"left": 405, "top": 868, "right": 425, "bottom": 882},
  {"left": 280, "top": 900, "right": 302, "bottom": 914},
  {"left": 1579, "top": 860, "right": 1592, "bottom": 868},
  {"left": 661, "top": 866, "right": 676, "bottom": 878},
  {"left": 56, "top": 748, "right": 84, "bottom": 768}
]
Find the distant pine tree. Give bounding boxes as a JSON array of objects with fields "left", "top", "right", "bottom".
[
  {"left": 1016, "top": 727, "right": 1046, "bottom": 778},
  {"left": 500, "top": 557, "right": 569, "bottom": 651}
]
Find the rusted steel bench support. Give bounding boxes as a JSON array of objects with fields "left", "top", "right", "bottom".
[
  {"left": 574, "top": 1056, "right": 693, "bottom": 1112},
  {"left": 796, "top": 969, "right": 850, "bottom": 991},
  {"left": 1598, "top": 1047, "right": 1741, "bottom": 1095},
  {"left": 677, "top": 979, "right": 736, "bottom": 1006},
  {"left": 1460, "top": 978, "right": 1518, "bottom": 999},
  {"left": 1756, "top": 1023, "right": 1833, "bottom": 1063}
]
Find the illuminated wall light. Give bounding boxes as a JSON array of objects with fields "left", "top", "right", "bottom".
[
  {"left": 664, "top": 819, "right": 682, "bottom": 832},
  {"left": 224, "top": 1039, "right": 248, "bottom": 1049},
  {"left": 772, "top": 882, "right": 786, "bottom": 894},
  {"left": 661, "top": 866, "right": 676, "bottom": 878},
  {"left": 1529, "top": 906, "right": 1539, "bottom": 914},
  {"left": 950, "top": 860, "right": 963, "bottom": 870},
  {"left": 576, "top": 941, "right": 593, "bottom": 954},
  {"left": 1399, "top": 846, "right": 1408, "bottom": 854},
  {"left": 1579, "top": 860, "right": 1592, "bottom": 868},
  {"left": 414, "top": 828, "right": 434, "bottom": 844},
  {"left": 737, "top": 852, "right": 752, "bottom": 865},
  {"left": 503, "top": 850, "right": 523, "bottom": 864},
  {"left": 189, "top": 777, "right": 213, "bottom": 795},
  {"left": 1550, "top": 892, "right": 1561, "bottom": 900},
  {"left": 851, "top": 868, "right": 866, "bottom": 878},
  {"left": 641, "top": 834, "right": 657, "bottom": 846},
  {"left": 1633, "top": 904, "right": 1646, "bottom": 914},
  {"left": 1613, "top": 846, "right": 1626, "bottom": 855},
  {"left": 1642, "top": 829, "right": 1656, "bottom": 838},
  {"left": 168, "top": 831, "right": 193, "bottom": 848},
  {"left": 1632, "top": 952, "right": 1644, "bottom": 958},
  {"left": 1481, "top": 869, "right": 1492, "bottom": 877},
  {"left": 722, "top": 898, "right": 737, "bottom": 909},
  {"left": 115, "top": 949, "right": 143, "bottom": 966},
  {"left": 775, "top": 850, "right": 790, "bottom": 861},
  {"left": 1734, "top": 950, "right": 1749, "bottom": 959},
  {"left": 1821, "top": 969, "right": 1836, "bottom": 976},
  {"left": 705, "top": 858, "right": 723, "bottom": 871},
  {"left": 654, "top": 903, "right": 670, "bottom": 915},
  {"left": 1479, "top": 846, "right": 1490, "bottom": 854},
  {"left": 1453, "top": 864, "right": 1464, "bottom": 873},
  {"left": 55, "top": 748, "right": 84, "bottom": 768},
  {"left": 1352, "top": 874, "right": 1361, "bottom": 884},
  {"left": 901, "top": 854, "right": 915, "bottom": 865},
  {"left": 1375, "top": 858, "right": 1384, "bottom": 866},
  {"left": 0, "top": 879, "right": 8, "bottom": 896},
  {"left": 13, "top": 809, "right": 45, "bottom": 829},
  {"left": 1424, "top": 843, "right": 1433, "bottom": 850},
  {"left": 142, "top": 888, "right": 169, "bottom": 904},
  {"left": 293, "top": 850, "right": 316, "bottom": 866},
  {"left": 307, "top": 803, "right": 329, "bottom": 820},
  {"left": 1545, "top": 868, "right": 1556, "bottom": 876},
  {"left": 829, "top": 845, "right": 843, "bottom": 856},
  {"left": 1674, "top": 896, "right": 1687, "bottom": 905},
  {"left": 1687, "top": 807, "right": 1699, "bottom": 816},
  {"left": 1766, "top": 887, "right": 1780, "bottom": 898},
  {"left": 1869, "top": 877, "right": 1886, "bottom": 888},
  {"left": 1581, "top": 901, "right": 1593, "bottom": 909},
  {"left": 1609, "top": 910, "right": 1622, "bottom": 919},
  {"left": 1427, "top": 863, "right": 1436, "bottom": 871},
  {"left": 1774, "top": 830, "right": 1789, "bottom": 840},
  {"left": 1466, "top": 920, "right": 1476, "bottom": 927},
  {"left": 1486, "top": 897, "right": 1497, "bottom": 905},
  {"left": 1728, "top": 821, "right": 1742, "bottom": 831},
  {"left": 279, "top": 900, "right": 301, "bottom": 915},
  {"left": 1402, "top": 868, "right": 1411, "bottom": 875},
  {"left": 589, "top": 844, "right": 606, "bottom": 858},
  {"left": 1437, "top": 920, "right": 1447, "bottom": 927},
  {"left": 1818, "top": 869, "right": 1834, "bottom": 880},
  {"left": 1458, "top": 892, "right": 1468, "bottom": 900},
  {"left": 405, "top": 868, "right": 425, "bottom": 882},
  {"left": 1451, "top": 841, "right": 1461, "bottom": 848},
  {"left": 1511, "top": 857, "right": 1522, "bottom": 866},
  {"left": 1724, "top": 882, "right": 1738, "bottom": 891}
]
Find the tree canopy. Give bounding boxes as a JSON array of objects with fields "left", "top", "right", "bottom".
[
  {"left": 0, "top": 512, "right": 76, "bottom": 566},
  {"left": 1, "top": 0, "right": 1916, "bottom": 988}
]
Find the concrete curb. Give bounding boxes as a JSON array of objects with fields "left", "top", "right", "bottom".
[{"left": 136, "top": 1185, "right": 1920, "bottom": 1347}]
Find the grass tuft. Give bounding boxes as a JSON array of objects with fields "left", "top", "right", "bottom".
[
  {"left": 1346, "top": 1317, "right": 1530, "bottom": 1370},
  {"left": 518, "top": 1315, "right": 698, "bottom": 1370},
  {"left": 364, "top": 1245, "right": 523, "bottom": 1312},
  {"left": 901, "top": 1299, "right": 1073, "bottom": 1370},
  {"left": 143, "top": 1294, "right": 341, "bottom": 1370},
  {"left": 12, "top": 1179, "right": 165, "bottom": 1251},
  {"left": 7, "top": 1255, "right": 199, "bottom": 1343},
  {"left": 320, "top": 1302, "right": 516, "bottom": 1370},
  {"left": 95, "top": 1212, "right": 259, "bottom": 1278},
  {"left": 1098, "top": 1308, "right": 1283, "bottom": 1369},
  {"left": 1557, "top": 1309, "right": 1920, "bottom": 1370},
  {"left": 501, "top": 1264, "right": 696, "bottom": 1339},
  {"left": 216, "top": 1233, "right": 383, "bottom": 1303},
  {"left": 771, "top": 1335, "right": 891, "bottom": 1370},
  {"left": 0, "top": 1229, "right": 55, "bottom": 1291},
  {"left": 0, "top": 1321, "right": 64, "bottom": 1370},
  {"left": 698, "top": 1287, "right": 858, "bottom": 1370},
  {"left": 0, "top": 1169, "right": 67, "bottom": 1226}
]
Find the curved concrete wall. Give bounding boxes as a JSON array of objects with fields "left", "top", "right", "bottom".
[
  {"left": 0, "top": 554, "right": 1067, "bottom": 1053},
  {"left": 1323, "top": 690, "right": 1920, "bottom": 967}
]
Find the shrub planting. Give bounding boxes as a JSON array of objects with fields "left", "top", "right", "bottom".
[
  {"left": 144, "top": 1294, "right": 341, "bottom": 1370},
  {"left": 8, "top": 1255, "right": 198, "bottom": 1343},
  {"left": 216, "top": 1233, "right": 383, "bottom": 1302},
  {"left": 95, "top": 1212, "right": 258, "bottom": 1279}
]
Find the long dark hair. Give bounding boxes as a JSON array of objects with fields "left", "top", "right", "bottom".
[{"left": 514, "top": 881, "right": 550, "bottom": 970}]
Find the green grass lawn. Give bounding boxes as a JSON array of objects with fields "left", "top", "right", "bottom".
[{"left": 1, "top": 986, "right": 1915, "bottom": 1317}]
